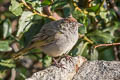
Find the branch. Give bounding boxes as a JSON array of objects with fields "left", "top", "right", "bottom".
[
  {"left": 43, "top": 6, "right": 63, "bottom": 20},
  {"left": 79, "top": 34, "right": 94, "bottom": 44},
  {"left": 94, "top": 43, "right": 120, "bottom": 48},
  {"left": 21, "top": 0, "right": 57, "bottom": 20}
]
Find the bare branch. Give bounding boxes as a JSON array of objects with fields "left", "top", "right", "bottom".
[{"left": 94, "top": 43, "right": 120, "bottom": 48}]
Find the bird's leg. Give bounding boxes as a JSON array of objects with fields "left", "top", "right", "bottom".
[
  {"left": 52, "top": 58, "right": 65, "bottom": 69},
  {"left": 62, "top": 54, "right": 73, "bottom": 63}
]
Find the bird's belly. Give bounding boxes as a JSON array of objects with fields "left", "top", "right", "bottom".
[
  {"left": 39, "top": 42, "right": 70, "bottom": 57},
  {"left": 39, "top": 34, "right": 78, "bottom": 57}
]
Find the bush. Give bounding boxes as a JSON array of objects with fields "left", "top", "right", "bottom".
[{"left": 0, "top": 0, "right": 120, "bottom": 79}]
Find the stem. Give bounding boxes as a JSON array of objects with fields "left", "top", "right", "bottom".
[
  {"left": 79, "top": 34, "right": 94, "bottom": 44},
  {"left": 21, "top": 0, "right": 57, "bottom": 20},
  {"left": 94, "top": 43, "right": 120, "bottom": 48}
]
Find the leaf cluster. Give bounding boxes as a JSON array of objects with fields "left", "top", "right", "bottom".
[{"left": 0, "top": 0, "right": 120, "bottom": 79}]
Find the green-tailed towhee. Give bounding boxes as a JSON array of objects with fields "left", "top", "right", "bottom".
[{"left": 12, "top": 17, "right": 82, "bottom": 59}]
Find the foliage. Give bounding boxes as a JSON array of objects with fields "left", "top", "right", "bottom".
[{"left": 0, "top": 0, "right": 120, "bottom": 79}]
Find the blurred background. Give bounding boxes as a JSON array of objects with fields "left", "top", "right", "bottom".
[{"left": 0, "top": 0, "right": 120, "bottom": 79}]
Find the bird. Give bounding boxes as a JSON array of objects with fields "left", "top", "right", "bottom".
[{"left": 12, "top": 17, "right": 83, "bottom": 60}]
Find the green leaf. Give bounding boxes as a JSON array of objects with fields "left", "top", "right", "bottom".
[
  {"left": 88, "top": 30, "right": 114, "bottom": 44},
  {"left": 87, "top": 4, "right": 100, "bottom": 12},
  {"left": 0, "top": 41, "right": 12, "bottom": 52},
  {"left": 0, "top": 59, "right": 15, "bottom": 68},
  {"left": 63, "top": 7, "right": 71, "bottom": 17},
  {"left": 80, "top": 43, "right": 90, "bottom": 59},
  {"left": 90, "top": 49, "right": 99, "bottom": 60},
  {"left": 23, "top": 15, "right": 44, "bottom": 46},
  {"left": 99, "top": 11, "right": 109, "bottom": 23},
  {"left": 9, "top": 0, "right": 23, "bottom": 16},
  {"left": 43, "top": 55, "right": 52, "bottom": 67},
  {"left": 70, "top": 41, "right": 89, "bottom": 56},
  {"left": 89, "top": 12, "right": 96, "bottom": 17},
  {"left": 79, "top": 26, "right": 87, "bottom": 34},
  {"left": 51, "top": 1, "right": 67, "bottom": 11},
  {"left": 16, "top": 11, "right": 34, "bottom": 37},
  {"left": 3, "top": 19, "right": 12, "bottom": 39},
  {"left": 27, "top": 0, "right": 43, "bottom": 13},
  {"left": 41, "top": 0, "right": 51, "bottom": 6},
  {"left": 78, "top": 42, "right": 89, "bottom": 56},
  {"left": 99, "top": 47, "right": 115, "bottom": 61}
]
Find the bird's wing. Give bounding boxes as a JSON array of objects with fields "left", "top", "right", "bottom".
[{"left": 30, "top": 29, "right": 60, "bottom": 48}]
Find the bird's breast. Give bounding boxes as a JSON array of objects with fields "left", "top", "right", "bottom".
[{"left": 39, "top": 30, "right": 78, "bottom": 57}]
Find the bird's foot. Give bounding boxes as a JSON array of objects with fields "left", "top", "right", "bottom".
[
  {"left": 52, "top": 58, "right": 66, "bottom": 69},
  {"left": 63, "top": 54, "right": 73, "bottom": 63}
]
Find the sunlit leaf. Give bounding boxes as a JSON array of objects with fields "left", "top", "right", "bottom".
[
  {"left": 3, "top": 19, "right": 12, "bottom": 39},
  {"left": 9, "top": 0, "right": 23, "bottom": 16},
  {"left": 0, "top": 59, "right": 15, "bottom": 68},
  {"left": 51, "top": 1, "right": 67, "bottom": 11},
  {"left": 87, "top": 4, "right": 100, "bottom": 12},
  {"left": 0, "top": 41, "right": 12, "bottom": 52},
  {"left": 90, "top": 49, "right": 99, "bottom": 60},
  {"left": 28, "top": 0, "right": 43, "bottom": 13},
  {"left": 43, "top": 55, "right": 52, "bottom": 67},
  {"left": 70, "top": 41, "right": 89, "bottom": 57},
  {"left": 16, "top": 11, "right": 34, "bottom": 37},
  {"left": 41, "top": 0, "right": 51, "bottom": 6}
]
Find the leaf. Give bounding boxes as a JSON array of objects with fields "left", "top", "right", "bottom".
[
  {"left": 23, "top": 16, "right": 44, "bottom": 46},
  {"left": 16, "top": 11, "right": 34, "bottom": 37},
  {"left": 78, "top": 25, "right": 87, "bottom": 34},
  {"left": 9, "top": 0, "right": 23, "bottom": 16},
  {"left": 20, "top": 72, "right": 26, "bottom": 79},
  {"left": 28, "top": 0, "right": 43, "bottom": 13},
  {"left": 3, "top": 19, "right": 12, "bottom": 39},
  {"left": 63, "top": 7, "right": 71, "bottom": 17},
  {"left": 78, "top": 42, "right": 89, "bottom": 56},
  {"left": 0, "top": 59, "right": 15, "bottom": 68},
  {"left": 0, "top": 41, "right": 12, "bottom": 52},
  {"left": 88, "top": 30, "right": 114, "bottom": 44},
  {"left": 51, "top": 1, "right": 67, "bottom": 11},
  {"left": 43, "top": 55, "right": 52, "bottom": 67},
  {"left": 99, "top": 47, "right": 115, "bottom": 61},
  {"left": 90, "top": 49, "right": 99, "bottom": 60},
  {"left": 89, "top": 12, "right": 96, "bottom": 17},
  {"left": 80, "top": 44, "right": 90, "bottom": 59},
  {"left": 99, "top": 11, "right": 109, "bottom": 23},
  {"left": 41, "top": 0, "right": 51, "bottom": 6},
  {"left": 87, "top": 4, "right": 100, "bottom": 12},
  {"left": 70, "top": 41, "right": 89, "bottom": 56}
]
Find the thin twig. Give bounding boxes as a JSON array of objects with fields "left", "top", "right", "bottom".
[
  {"left": 10, "top": 68, "right": 16, "bottom": 80},
  {"left": 79, "top": 34, "right": 94, "bottom": 44},
  {"left": 114, "top": 46, "right": 119, "bottom": 61},
  {"left": 94, "top": 43, "right": 120, "bottom": 48},
  {"left": 43, "top": 6, "right": 63, "bottom": 20},
  {"left": 21, "top": 0, "right": 56, "bottom": 20}
]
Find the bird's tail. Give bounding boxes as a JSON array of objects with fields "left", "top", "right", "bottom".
[{"left": 11, "top": 47, "right": 32, "bottom": 60}]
